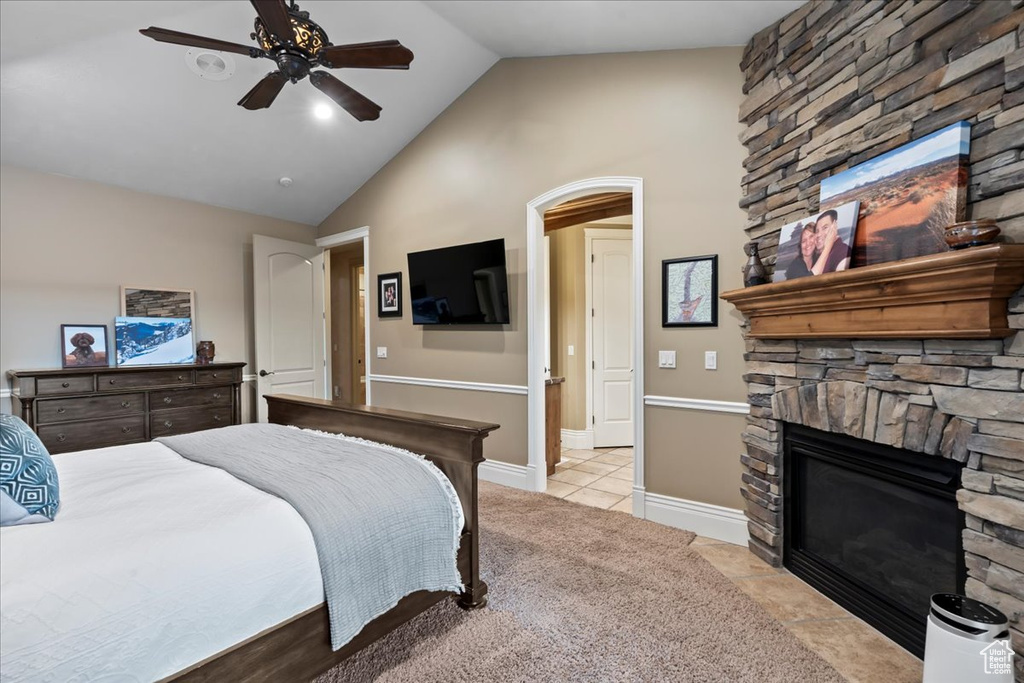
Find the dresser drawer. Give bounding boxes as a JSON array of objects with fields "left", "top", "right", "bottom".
[
  {"left": 150, "top": 386, "right": 232, "bottom": 411},
  {"left": 36, "top": 375, "right": 94, "bottom": 395},
  {"left": 150, "top": 407, "right": 231, "bottom": 438},
  {"left": 37, "top": 393, "right": 144, "bottom": 423},
  {"left": 196, "top": 368, "right": 238, "bottom": 384},
  {"left": 38, "top": 416, "right": 146, "bottom": 454},
  {"left": 98, "top": 370, "right": 193, "bottom": 391}
]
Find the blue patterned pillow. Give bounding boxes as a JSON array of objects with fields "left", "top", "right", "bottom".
[{"left": 0, "top": 414, "right": 60, "bottom": 526}]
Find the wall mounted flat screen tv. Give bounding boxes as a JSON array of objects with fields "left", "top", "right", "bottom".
[{"left": 407, "top": 238, "right": 510, "bottom": 325}]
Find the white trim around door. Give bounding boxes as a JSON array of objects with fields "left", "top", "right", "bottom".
[
  {"left": 316, "top": 227, "right": 372, "bottom": 405},
  {"left": 526, "top": 177, "right": 645, "bottom": 508}
]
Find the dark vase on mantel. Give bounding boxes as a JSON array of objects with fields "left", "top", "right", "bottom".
[{"left": 743, "top": 241, "right": 769, "bottom": 287}]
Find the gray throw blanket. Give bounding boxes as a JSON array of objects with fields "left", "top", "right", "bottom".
[{"left": 157, "top": 423, "right": 464, "bottom": 650}]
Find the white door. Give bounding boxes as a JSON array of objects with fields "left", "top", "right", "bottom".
[
  {"left": 253, "top": 234, "right": 326, "bottom": 422},
  {"left": 592, "top": 236, "right": 633, "bottom": 447}
]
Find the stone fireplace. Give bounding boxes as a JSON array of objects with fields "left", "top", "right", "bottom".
[
  {"left": 736, "top": 326, "right": 1024, "bottom": 663},
  {"left": 731, "top": 0, "right": 1024, "bottom": 673}
]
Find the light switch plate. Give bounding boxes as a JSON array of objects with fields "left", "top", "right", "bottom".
[
  {"left": 568, "top": 345, "right": 575, "bottom": 356},
  {"left": 376, "top": 346, "right": 387, "bottom": 359},
  {"left": 658, "top": 350, "right": 676, "bottom": 369},
  {"left": 705, "top": 351, "right": 717, "bottom": 370}
]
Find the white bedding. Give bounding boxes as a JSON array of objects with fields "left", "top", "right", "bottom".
[{"left": 0, "top": 441, "right": 324, "bottom": 682}]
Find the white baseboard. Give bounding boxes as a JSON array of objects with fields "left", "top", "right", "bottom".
[
  {"left": 643, "top": 492, "right": 747, "bottom": 546},
  {"left": 560, "top": 428, "right": 594, "bottom": 450},
  {"left": 479, "top": 460, "right": 534, "bottom": 490}
]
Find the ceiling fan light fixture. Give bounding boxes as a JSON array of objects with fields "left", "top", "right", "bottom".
[
  {"left": 314, "top": 104, "right": 332, "bottom": 120},
  {"left": 253, "top": 3, "right": 328, "bottom": 59},
  {"left": 141, "top": 0, "right": 412, "bottom": 121}
]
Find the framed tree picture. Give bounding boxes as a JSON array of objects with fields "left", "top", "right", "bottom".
[
  {"left": 378, "top": 272, "right": 402, "bottom": 318},
  {"left": 662, "top": 255, "right": 718, "bottom": 327}
]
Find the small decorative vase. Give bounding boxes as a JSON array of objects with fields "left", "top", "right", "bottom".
[
  {"left": 196, "top": 340, "right": 215, "bottom": 365},
  {"left": 743, "top": 241, "right": 769, "bottom": 287}
]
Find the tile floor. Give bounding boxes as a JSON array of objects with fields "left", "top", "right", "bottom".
[
  {"left": 545, "top": 446, "right": 634, "bottom": 513},
  {"left": 689, "top": 536, "right": 924, "bottom": 682},
  {"left": 544, "top": 447, "right": 925, "bottom": 682}
]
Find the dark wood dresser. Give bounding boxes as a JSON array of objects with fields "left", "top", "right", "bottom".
[{"left": 7, "top": 363, "right": 245, "bottom": 454}]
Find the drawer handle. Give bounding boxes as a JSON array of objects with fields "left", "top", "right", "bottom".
[
  {"left": 213, "top": 415, "right": 223, "bottom": 422},
  {"left": 121, "top": 426, "right": 133, "bottom": 434},
  {"left": 212, "top": 373, "right": 218, "bottom": 378},
  {"left": 213, "top": 392, "right": 222, "bottom": 399},
  {"left": 164, "top": 420, "right": 173, "bottom": 428},
  {"left": 178, "top": 375, "right": 185, "bottom": 381},
  {"left": 57, "top": 434, "right": 66, "bottom": 442},
  {"left": 121, "top": 401, "right": 131, "bottom": 409},
  {"left": 61, "top": 381, "right": 70, "bottom": 388},
  {"left": 163, "top": 397, "right": 173, "bottom": 404},
  {"left": 57, "top": 407, "right": 66, "bottom": 414},
  {"left": 109, "top": 379, "right": 116, "bottom": 385}
]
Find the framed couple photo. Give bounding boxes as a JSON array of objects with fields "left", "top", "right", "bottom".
[
  {"left": 378, "top": 272, "right": 402, "bottom": 318},
  {"left": 771, "top": 202, "right": 860, "bottom": 283}
]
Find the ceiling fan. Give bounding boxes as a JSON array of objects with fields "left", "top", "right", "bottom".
[{"left": 140, "top": 0, "right": 413, "bottom": 121}]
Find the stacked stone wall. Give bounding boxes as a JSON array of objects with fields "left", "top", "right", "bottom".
[{"left": 738, "top": 3, "right": 1024, "bottom": 675}]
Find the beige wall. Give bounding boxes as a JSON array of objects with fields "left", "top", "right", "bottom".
[
  {"left": 548, "top": 224, "right": 584, "bottom": 430},
  {"left": 318, "top": 48, "right": 749, "bottom": 506},
  {"left": 0, "top": 166, "right": 315, "bottom": 420},
  {"left": 328, "top": 243, "right": 364, "bottom": 403}
]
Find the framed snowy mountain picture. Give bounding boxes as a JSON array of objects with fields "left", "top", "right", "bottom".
[{"left": 115, "top": 317, "right": 195, "bottom": 366}]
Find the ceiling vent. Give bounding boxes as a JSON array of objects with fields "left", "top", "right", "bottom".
[{"left": 184, "top": 48, "right": 235, "bottom": 81}]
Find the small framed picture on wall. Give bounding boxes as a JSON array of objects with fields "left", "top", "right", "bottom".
[
  {"left": 378, "top": 272, "right": 402, "bottom": 318},
  {"left": 61, "top": 324, "right": 110, "bottom": 368},
  {"left": 662, "top": 254, "right": 718, "bottom": 327}
]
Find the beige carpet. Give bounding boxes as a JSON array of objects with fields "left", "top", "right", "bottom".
[{"left": 316, "top": 482, "right": 844, "bottom": 682}]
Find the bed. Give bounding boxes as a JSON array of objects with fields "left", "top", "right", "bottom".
[{"left": 0, "top": 394, "right": 498, "bottom": 682}]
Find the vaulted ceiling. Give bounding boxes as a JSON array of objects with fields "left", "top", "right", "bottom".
[{"left": 0, "top": 1, "right": 802, "bottom": 225}]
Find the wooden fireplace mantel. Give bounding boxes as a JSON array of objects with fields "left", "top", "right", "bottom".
[{"left": 720, "top": 244, "right": 1024, "bottom": 339}]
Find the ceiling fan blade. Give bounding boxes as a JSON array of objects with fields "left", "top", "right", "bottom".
[
  {"left": 319, "top": 40, "right": 414, "bottom": 70},
  {"left": 238, "top": 72, "right": 289, "bottom": 110},
  {"left": 309, "top": 72, "right": 382, "bottom": 121},
  {"left": 250, "top": 0, "right": 294, "bottom": 42},
  {"left": 140, "top": 27, "right": 263, "bottom": 57}
]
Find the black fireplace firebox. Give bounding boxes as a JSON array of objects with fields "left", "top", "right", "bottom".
[{"left": 783, "top": 424, "right": 965, "bottom": 657}]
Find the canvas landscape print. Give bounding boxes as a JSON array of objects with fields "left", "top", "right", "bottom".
[
  {"left": 116, "top": 317, "right": 194, "bottom": 366},
  {"left": 772, "top": 201, "right": 860, "bottom": 282},
  {"left": 819, "top": 121, "right": 970, "bottom": 267}
]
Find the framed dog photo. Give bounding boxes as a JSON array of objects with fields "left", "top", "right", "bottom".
[
  {"left": 378, "top": 272, "right": 402, "bottom": 318},
  {"left": 662, "top": 254, "right": 718, "bottom": 328},
  {"left": 61, "top": 324, "right": 110, "bottom": 368}
]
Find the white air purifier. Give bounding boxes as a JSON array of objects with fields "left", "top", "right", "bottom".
[{"left": 923, "top": 593, "right": 1014, "bottom": 683}]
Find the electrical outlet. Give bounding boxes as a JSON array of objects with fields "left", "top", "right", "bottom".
[
  {"left": 376, "top": 346, "right": 387, "bottom": 359},
  {"left": 658, "top": 350, "right": 676, "bottom": 369},
  {"left": 705, "top": 351, "right": 717, "bottom": 370},
  {"left": 568, "top": 345, "right": 575, "bottom": 356}
]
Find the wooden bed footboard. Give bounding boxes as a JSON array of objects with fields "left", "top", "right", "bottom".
[{"left": 166, "top": 394, "right": 498, "bottom": 683}]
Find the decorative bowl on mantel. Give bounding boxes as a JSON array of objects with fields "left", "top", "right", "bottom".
[{"left": 944, "top": 219, "right": 1001, "bottom": 250}]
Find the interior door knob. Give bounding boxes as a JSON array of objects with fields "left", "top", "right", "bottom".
[{"left": 259, "top": 370, "right": 275, "bottom": 377}]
